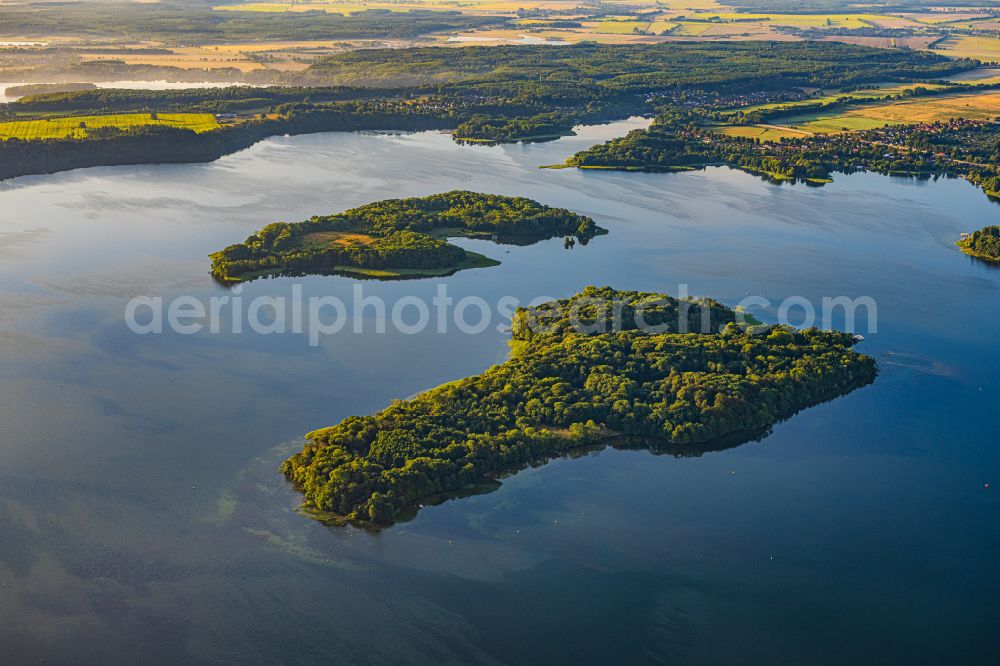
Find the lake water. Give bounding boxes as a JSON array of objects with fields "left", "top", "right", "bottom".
[{"left": 0, "top": 119, "right": 998, "bottom": 664}]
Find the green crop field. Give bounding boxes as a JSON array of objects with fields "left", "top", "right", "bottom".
[{"left": 0, "top": 113, "right": 220, "bottom": 140}]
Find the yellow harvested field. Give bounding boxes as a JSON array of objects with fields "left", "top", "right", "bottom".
[
  {"left": 732, "top": 82, "right": 952, "bottom": 115},
  {"left": 671, "top": 22, "right": 712, "bottom": 36},
  {"left": 900, "top": 11, "right": 992, "bottom": 24},
  {"left": 214, "top": 0, "right": 592, "bottom": 12},
  {"left": 946, "top": 67, "right": 1000, "bottom": 85},
  {"left": 81, "top": 40, "right": 353, "bottom": 72},
  {"left": 775, "top": 91, "right": 1000, "bottom": 134},
  {"left": 932, "top": 35, "right": 1000, "bottom": 62},
  {"left": 215, "top": 2, "right": 447, "bottom": 13},
  {"left": 450, "top": 26, "right": 659, "bottom": 44},
  {"left": 0, "top": 113, "right": 220, "bottom": 140},
  {"left": 951, "top": 20, "right": 1000, "bottom": 31},
  {"left": 697, "top": 23, "right": 782, "bottom": 38},
  {"left": 206, "top": 40, "right": 348, "bottom": 52},
  {"left": 648, "top": 21, "right": 677, "bottom": 34},
  {"left": 823, "top": 34, "right": 937, "bottom": 50},
  {"left": 714, "top": 124, "right": 809, "bottom": 141},
  {"left": 862, "top": 15, "right": 923, "bottom": 29},
  {"left": 84, "top": 47, "right": 265, "bottom": 72},
  {"left": 684, "top": 12, "right": 884, "bottom": 28},
  {"left": 593, "top": 20, "right": 651, "bottom": 34},
  {"left": 651, "top": 0, "right": 722, "bottom": 9}
]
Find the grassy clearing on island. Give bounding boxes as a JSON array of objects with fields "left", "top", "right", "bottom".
[
  {"left": 302, "top": 231, "right": 378, "bottom": 249},
  {"left": 0, "top": 113, "right": 220, "bottom": 140}
]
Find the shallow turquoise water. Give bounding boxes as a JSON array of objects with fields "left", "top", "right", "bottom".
[{"left": 0, "top": 119, "right": 997, "bottom": 663}]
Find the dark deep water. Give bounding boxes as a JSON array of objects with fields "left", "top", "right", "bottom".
[{"left": 1, "top": 119, "right": 998, "bottom": 664}]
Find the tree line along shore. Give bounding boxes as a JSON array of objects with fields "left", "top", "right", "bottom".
[{"left": 0, "top": 41, "right": 976, "bottom": 180}]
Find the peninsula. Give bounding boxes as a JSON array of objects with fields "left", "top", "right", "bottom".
[{"left": 564, "top": 110, "right": 1000, "bottom": 201}]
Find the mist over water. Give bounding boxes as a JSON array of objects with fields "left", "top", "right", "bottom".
[{"left": 1, "top": 119, "right": 998, "bottom": 663}]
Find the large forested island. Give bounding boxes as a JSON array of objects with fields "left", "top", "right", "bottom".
[
  {"left": 210, "top": 191, "right": 603, "bottom": 282},
  {"left": 958, "top": 225, "right": 1000, "bottom": 262},
  {"left": 282, "top": 286, "right": 876, "bottom": 525}
]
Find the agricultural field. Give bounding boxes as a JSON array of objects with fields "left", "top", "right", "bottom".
[
  {"left": 654, "top": 0, "right": 722, "bottom": 9},
  {"left": 952, "top": 20, "right": 1000, "bottom": 31},
  {"left": 593, "top": 20, "right": 651, "bottom": 34},
  {"left": 649, "top": 21, "right": 678, "bottom": 34},
  {"left": 699, "top": 23, "right": 793, "bottom": 39},
  {"left": 931, "top": 35, "right": 1000, "bottom": 62},
  {"left": 446, "top": 7, "right": 1000, "bottom": 48},
  {"left": 0, "top": 113, "right": 220, "bottom": 140},
  {"left": 681, "top": 13, "right": 886, "bottom": 28},
  {"left": 713, "top": 124, "right": 809, "bottom": 141},
  {"left": 822, "top": 34, "right": 938, "bottom": 50},
  {"left": 669, "top": 22, "right": 712, "bottom": 36},
  {"left": 214, "top": 2, "right": 464, "bottom": 13},
  {"left": 861, "top": 15, "right": 924, "bottom": 29},
  {"left": 213, "top": 0, "right": 597, "bottom": 13},
  {"left": 899, "top": 11, "right": 996, "bottom": 25},
  {"left": 445, "top": 28, "right": 576, "bottom": 44},
  {"left": 79, "top": 41, "right": 354, "bottom": 72},
  {"left": 449, "top": 26, "right": 657, "bottom": 44},
  {"left": 727, "top": 81, "right": 953, "bottom": 115},
  {"left": 772, "top": 90, "right": 1000, "bottom": 134},
  {"left": 945, "top": 66, "right": 1000, "bottom": 85}
]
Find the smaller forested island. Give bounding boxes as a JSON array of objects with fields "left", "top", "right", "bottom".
[
  {"left": 210, "top": 191, "right": 604, "bottom": 282},
  {"left": 282, "top": 286, "right": 877, "bottom": 525},
  {"left": 958, "top": 225, "right": 1000, "bottom": 262}
]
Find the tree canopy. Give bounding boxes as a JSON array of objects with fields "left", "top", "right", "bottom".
[
  {"left": 210, "top": 191, "right": 604, "bottom": 282},
  {"left": 959, "top": 225, "right": 1000, "bottom": 261},
  {"left": 282, "top": 286, "right": 876, "bottom": 525}
]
